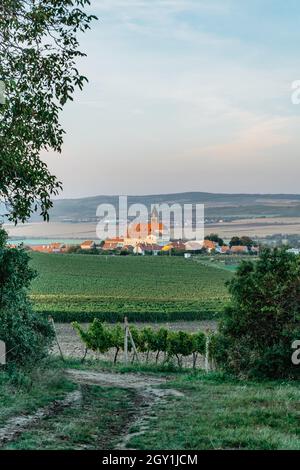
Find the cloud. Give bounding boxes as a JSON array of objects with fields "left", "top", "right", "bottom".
[{"left": 197, "top": 116, "right": 298, "bottom": 161}]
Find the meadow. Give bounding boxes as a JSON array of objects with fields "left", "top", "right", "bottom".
[{"left": 29, "top": 253, "right": 232, "bottom": 323}]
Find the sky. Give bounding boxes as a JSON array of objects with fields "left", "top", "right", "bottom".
[{"left": 42, "top": 0, "right": 300, "bottom": 198}]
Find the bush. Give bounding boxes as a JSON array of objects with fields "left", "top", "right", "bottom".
[
  {"left": 215, "top": 248, "right": 300, "bottom": 379},
  {"left": 0, "top": 237, "right": 54, "bottom": 367}
]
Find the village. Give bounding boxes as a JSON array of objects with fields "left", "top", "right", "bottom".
[{"left": 20, "top": 211, "right": 260, "bottom": 257}]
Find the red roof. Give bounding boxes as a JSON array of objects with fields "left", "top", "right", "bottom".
[
  {"left": 127, "top": 221, "right": 164, "bottom": 238},
  {"left": 202, "top": 240, "right": 217, "bottom": 250},
  {"left": 230, "top": 245, "right": 249, "bottom": 253}
]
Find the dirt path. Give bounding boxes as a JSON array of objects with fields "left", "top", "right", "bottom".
[
  {"left": 65, "top": 368, "right": 168, "bottom": 389},
  {"left": 66, "top": 369, "right": 184, "bottom": 450},
  {"left": 0, "top": 369, "right": 183, "bottom": 449},
  {"left": 0, "top": 390, "right": 81, "bottom": 446}
]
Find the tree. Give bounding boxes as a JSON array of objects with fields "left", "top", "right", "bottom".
[
  {"left": 0, "top": 239, "right": 54, "bottom": 365},
  {"left": 191, "top": 331, "right": 206, "bottom": 369},
  {"left": 167, "top": 331, "right": 194, "bottom": 367},
  {"left": 139, "top": 327, "right": 156, "bottom": 362},
  {"left": 229, "top": 236, "right": 254, "bottom": 247},
  {"left": 214, "top": 248, "right": 300, "bottom": 379},
  {"left": 72, "top": 320, "right": 112, "bottom": 358},
  {"left": 0, "top": 1, "right": 96, "bottom": 222},
  {"left": 110, "top": 324, "right": 124, "bottom": 364},
  {"left": 205, "top": 233, "right": 224, "bottom": 246},
  {"left": 0, "top": 227, "right": 8, "bottom": 248}
]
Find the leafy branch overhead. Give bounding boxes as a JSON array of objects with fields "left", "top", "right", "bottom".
[{"left": 0, "top": 0, "right": 97, "bottom": 222}]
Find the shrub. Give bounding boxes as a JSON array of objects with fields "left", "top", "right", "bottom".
[
  {"left": 0, "top": 240, "right": 54, "bottom": 367},
  {"left": 215, "top": 248, "right": 300, "bottom": 379}
]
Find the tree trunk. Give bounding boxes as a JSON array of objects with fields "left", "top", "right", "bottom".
[
  {"left": 81, "top": 347, "right": 88, "bottom": 363},
  {"left": 155, "top": 351, "right": 160, "bottom": 364},
  {"left": 193, "top": 352, "right": 198, "bottom": 369},
  {"left": 114, "top": 347, "right": 120, "bottom": 364}
]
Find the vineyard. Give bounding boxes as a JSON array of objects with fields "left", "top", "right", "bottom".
[{"left": 29, "top": 253, "right": 232, "bottom": 322}]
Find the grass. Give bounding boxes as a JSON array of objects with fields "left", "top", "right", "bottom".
[
  {"left": 0, "top": 363, "right": 76, "bottom": 426},
  {"left": 1, "top": 359, "right": 300, "bottom": 450},
  {"left": 29, "top": 253, "right": 232, "bottom": 322},
  {"left": 3, "top": 385, "right": 136, "bottom": 450},
  {"left": 44, "top": 358, "right": 300, "bottom": 450},
  {"left": 127, "top": 372, "right": 300, "bottom": 450}
]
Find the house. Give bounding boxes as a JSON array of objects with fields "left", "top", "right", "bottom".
[
  {"left": 133, "top": 244, "right": 145, "bottom": 255},
  {"left": 120, "top": 245, "right": 134, "bottom": 255},
  {"left": 30, "top": 242, "right": 66, "bottom": 254},
  {"left": 125, "top": 209, "right": 168, "bottom": 246},
  {"left": 161, "top": 244, "right": 172, "bottom": 252},
  {"left": 184, "top": 240, "right": 203, "bottom": 251},
  {"left": 171, "top": 240, "right": 186, "bottom": 251},
  {"left": 202, "top": 239, "right": 217, "bottom": 253},
  {"left": 80, "top": 240, "right": 96, "bottom": 250},
  {"left": 133, "top": 243, "right": 162, "bottom": 256},
  {"left": 215, "top": 245, "right": 230, "bottom": 254},
  {"left": 102, "top": 237, "right": 125, "bottom": 251},
  {"left": 50, "top": 242, "right": 66, "bottom": 253},
  {"left": 230, "top": 245, "right": 249, "bottom": 254}
]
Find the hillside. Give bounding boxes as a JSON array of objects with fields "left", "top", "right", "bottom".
[{"left": 44, "top": 192, "right": 300, "bottom": 222}]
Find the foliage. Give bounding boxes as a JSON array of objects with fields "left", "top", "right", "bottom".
[
  {"left": 167, "top": 331, "right": 194, "bottom": 366},
  {"left": 72, "top": 319, "right": 112, "bottom": 354},
  {"left": 214, "top": 248, "right": 300, "bottom": 379},
  {"left": 0, "top": 0, "right": 96, "bottom": 222},
  {"left": 205, "top": 233, "right": 224, "bottom": 246},
  {"left": 229, "top": 236, "right": 254, "bottom": 247},
  {"left": 73, "top": 321, "right": 208, "bottom": 369},
  {"left": 0, "top": 242, "right": 54, "bottom": 366},
  {"left": 110, "top": 323, "right": 124, "bottom": 364},
  {"left": 192, "top": 331, "right": 206, "bottom": 354},
  {"left": 0, "top": 227, "right": 8, "bottom": 248}
]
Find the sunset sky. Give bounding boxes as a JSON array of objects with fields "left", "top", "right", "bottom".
[{"left": 43, "top": 0, "right": 300, "bottom": 198}]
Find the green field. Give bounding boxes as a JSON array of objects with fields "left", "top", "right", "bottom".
[{"left": 29, "top": 253, "right": 232, "bottom": 322}]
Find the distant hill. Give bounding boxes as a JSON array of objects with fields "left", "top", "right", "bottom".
[{"left": 41, "top": 192, "right": 300, "bottom": 222}]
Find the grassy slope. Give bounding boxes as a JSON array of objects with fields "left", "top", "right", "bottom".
[{"left": 29, "top": 253, "right": 231, "bottom": 322}]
